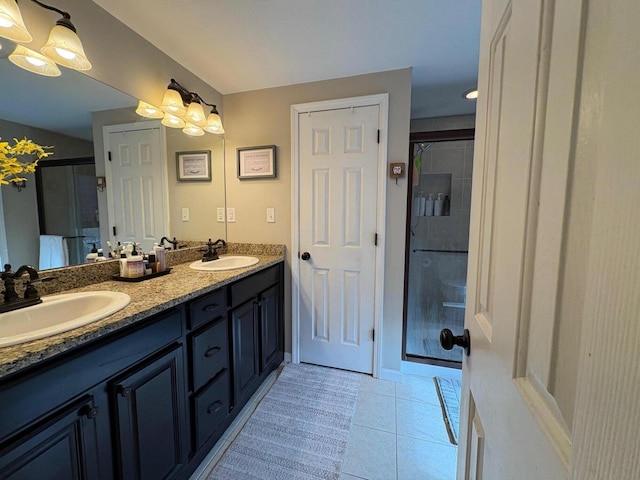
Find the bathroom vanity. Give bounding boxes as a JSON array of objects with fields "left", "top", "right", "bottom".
[{"left": 0, "top": 254, "right": 284, "bottom": 480}]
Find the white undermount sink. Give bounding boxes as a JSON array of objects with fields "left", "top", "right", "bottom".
[
  {"left": 189, "top": 255, "right": 260, "bottom": 272},
  {"left": 0, "top": 291, "right": 131, "bottom": 348}
]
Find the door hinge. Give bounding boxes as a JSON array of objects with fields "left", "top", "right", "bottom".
[
  {"left": 374, "top": 233, "right": 378, "bottom": 246},
  {"left": 108, "top": 151, "right": 112, "bottom": 161},
  {"left": 372, "top": 329, "right": 375, "bottom": 341},
  {"left": 112, "top": 226, "right": 117, "bottom": 236},
  {"left": 377, "top": 129, "right": 380, "bottom": 144}
]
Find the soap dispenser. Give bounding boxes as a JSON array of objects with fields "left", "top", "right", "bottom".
[{"left": 86, "top": 243, "right": 98, "bottom": 263}]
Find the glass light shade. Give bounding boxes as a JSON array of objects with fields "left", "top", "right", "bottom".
[
  {"left": 0, "top": 0, "right": 32, "bottom": 43},
  {"left": 135, "top": 100, "right": 164, "bottom": 119},
  {"left": 9, "top": 45, "right": 61, "bottom": 77},
  {"left": 160, "top": 89, "right": 186, "bottom": 116},
  {"left": 183, "top": 123, "right": 204, "bottom": 137},
  {"left": 41, "top": 25, "right": 91, "bottom": 71},
  {"left": 203, "top": 112, "right": 225, "bottom": 134},
  {"left": 464, "top": 89, "right": 478, "bottom": 100},
  {"left": 185, "top": 102, "right": 206, "bottom": 126},
  {"left": 161, "top": 112, "right": 186, "bottom": 129}
]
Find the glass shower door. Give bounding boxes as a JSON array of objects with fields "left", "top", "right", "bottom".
[{"left": 404, "top": 137, "right": 474, "bottom": 365}]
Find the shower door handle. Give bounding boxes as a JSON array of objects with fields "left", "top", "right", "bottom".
[{"left": 440, "top": 328, "right": 471, "bottom": 356}]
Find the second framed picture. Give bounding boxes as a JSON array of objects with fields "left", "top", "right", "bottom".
[
  {"left": 176, "top": 150, "right": 211, "bottom": 182},
  {"left": 237, "top": 145, "right": 277, "bottom": 179}
]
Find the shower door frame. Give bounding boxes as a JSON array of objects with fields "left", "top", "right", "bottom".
[{"left": 402, "top": 128, "right": 475, "bottom": 368}]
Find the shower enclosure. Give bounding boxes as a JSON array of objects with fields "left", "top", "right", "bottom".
[{"left": 403, "top": 129, "right": 475, "bottom": 366}]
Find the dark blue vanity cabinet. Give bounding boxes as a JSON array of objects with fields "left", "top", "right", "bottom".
[{"left": 0, "top": 262, "right": 284, "bottom": 480}]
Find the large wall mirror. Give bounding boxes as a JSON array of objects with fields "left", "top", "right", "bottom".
[{"left": 0, "top": 58, "right": 226, "bottom": 271}]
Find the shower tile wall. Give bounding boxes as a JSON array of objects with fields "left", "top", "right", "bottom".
[{"left": 406, "top": 129, "right": 474, "bottom": 362}]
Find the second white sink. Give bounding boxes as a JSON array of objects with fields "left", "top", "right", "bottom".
[
  {"left": 190, "top": 255, "right": 259, "bottom": 271},
  {"left": 0, "top": 291, "right": 131, "bottom": 348}
]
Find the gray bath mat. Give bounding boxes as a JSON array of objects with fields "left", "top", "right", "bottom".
[
  {"left": 209, "top": 363, "right": 361, "bottom": 480},
  {"left": 434, "top": 377, "right": 461, "bottom": 445}
]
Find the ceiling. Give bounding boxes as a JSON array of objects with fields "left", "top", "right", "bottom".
[{"left": 93, "top": 0, "right": 482, "bottom": 119}]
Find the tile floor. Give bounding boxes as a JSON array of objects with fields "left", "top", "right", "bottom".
[
  {"left": 341, "top": 373, "right": 458, "bottom": 480},
  {"left": 192, "top": 368, "right": 459, "bottom": 480}
]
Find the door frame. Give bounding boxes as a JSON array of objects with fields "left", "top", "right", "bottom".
[
  {"left": 290, "top": 94, "right": 389, "bottom": 378},
  {"left": 102, "top": 121, "right": 169, "bottom": 248}
]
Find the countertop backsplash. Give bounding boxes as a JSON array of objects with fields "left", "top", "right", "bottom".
[{"left": 8, "top": 242, "right": 286, "bottom": 297}]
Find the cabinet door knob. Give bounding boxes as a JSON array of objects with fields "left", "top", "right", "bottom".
[
  {"left": 79, "top": 405, "right": 100, "bottom": 419},
  {"left": 207, "top": 400, "right": 223, "bottom": 414},
  {"left": 204, "top": 346, "right": 221, "bottom": 357},
  {"left": 118, "top": 385, "right": 131, "bottom": 397}
]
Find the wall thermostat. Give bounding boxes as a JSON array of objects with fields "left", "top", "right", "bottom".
[{"left": 389, "top": 163, "right": 405, "bottom": 179}]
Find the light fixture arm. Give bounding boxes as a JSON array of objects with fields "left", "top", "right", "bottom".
[
  {"left": 29, "top": 0, "right": 76, "bottom": 31},
  {"left": 167, "top": 78, "right": 219, "bottom": 112}
]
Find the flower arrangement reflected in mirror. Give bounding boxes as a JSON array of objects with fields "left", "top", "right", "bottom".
[{"left": 0, "top": 137, "right": 53, "bottom": 185}]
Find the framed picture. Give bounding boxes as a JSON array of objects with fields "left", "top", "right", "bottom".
[
  {"left": 176, "top": 150, "right": 211, "bottom": 181},
  {"left": 237, "top": 145, "right": 277, "bottom": 179}
]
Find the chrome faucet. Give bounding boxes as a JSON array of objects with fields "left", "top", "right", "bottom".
[{"left": 0, "top": 264, "right": 43, "bottom": 313}]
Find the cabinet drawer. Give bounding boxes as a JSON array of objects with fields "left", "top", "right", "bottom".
[
  {"left": 189, "top": 288, "right": 227, "bottom": 329},
  {"left": 230, "top": 265, "right": 279, "bottom": 307},
  {"left": 191, "top": 320, "right": 228, "bottom": 392},
  {"left": 193, "top": 370, "right": 229, "bottom": 450}
]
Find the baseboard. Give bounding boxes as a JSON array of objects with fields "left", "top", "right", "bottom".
[
  {"left": 379, "top": 368, "right": 403, "bottom": 383},
  {"left": 284, "top": 352, "right": 292, "bottom": 363},
  {"left": 401, "top": 361, "right": 462, "bottom": 380}
]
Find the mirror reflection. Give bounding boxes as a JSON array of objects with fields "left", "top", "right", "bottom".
[{"left": 0, "top": 59, "right": 226, "bottom": 271}]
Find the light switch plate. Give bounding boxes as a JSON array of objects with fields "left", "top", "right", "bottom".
[
  {"left": 181, "top": 207, "right": 189, "bottom": 221},
  {"left": 266, "top": 208, "right": 275, "bottom": 223},
  {"left": 217, "top": 207, "right": 225, "bottom": 222},
  {"left": 227, "top": 207, "right": 236, "bottom": 222}
]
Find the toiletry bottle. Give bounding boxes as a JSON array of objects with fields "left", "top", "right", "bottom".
[
  {"left": 86, "top": 243, "right": 98, "bottom": 263},
  {"left": 413, "top": 195, "right": 423, "bottom": 217},
  {"left": 443, "top": 195, "right": 451, "bottom": 216},
  {"left": 419, "top": 195, "right": 427, "bottom": 216},
  {"left": 119, "top": 253, "right": 128, "bottom": 277},
  {"left": 434, "top": 193, "right": 444, "bottom": 216},
  {"left": 95, "top": 248, "right": 107, "bottom": 262},
  {"left": 153, "top": 243, "right": 166, "bottom": 272},
  {"left": 148, "top": 253, "right": 157, "bottom": 273},
  {"left": 425, "top": 194, "right": 434, "bottom": 216}
]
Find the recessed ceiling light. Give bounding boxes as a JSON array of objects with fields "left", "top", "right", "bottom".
[{"left": 463, "top": 89, "right": 478, "bottom": 100}]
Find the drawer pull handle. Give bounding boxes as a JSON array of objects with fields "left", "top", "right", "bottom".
[
  {"left": 202, "top": 303, "right": 219, "bottom": 312},
  {"left": 207, "top": 400, "right": 223, "bottom": 414},
  {"left": 204, "top": 346, "right": 221, "bottom": 357}
]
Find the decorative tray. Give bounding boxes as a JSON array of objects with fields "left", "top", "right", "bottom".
[{"left": 112, "top": 268, "right": 172, "bottom": 282}]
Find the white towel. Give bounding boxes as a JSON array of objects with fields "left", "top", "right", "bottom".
[{"left": 39, "top": 235, "right": 69, "bottom": 269}]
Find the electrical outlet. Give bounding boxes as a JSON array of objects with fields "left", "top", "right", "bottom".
[
  {"left": 266, "top": 208, "right": 275, "bottom": 223},
  {"left": 227, "top": 207, "right": 236, "bottom": 222},
  {"left": 181, "top": 207, "right": 189, "bottom": 222},
  {"left": 217, "top": 207, "right": 225, "bottom": 222}
]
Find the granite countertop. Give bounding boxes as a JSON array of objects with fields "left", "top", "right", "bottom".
[{"left": 0, "top": 253, "right": 284, "bottom": 379}]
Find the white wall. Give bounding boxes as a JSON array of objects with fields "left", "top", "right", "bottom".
[{"left": 223, "top": 68, "right": 412, "bottom": 374}]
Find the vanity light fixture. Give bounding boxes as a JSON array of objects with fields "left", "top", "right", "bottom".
[
  {"left": 137, "top": 78, "right": 225, "bottom": 137},
  {"left": 463, "top": 88, "right": 478, "bottom": 100},
  {"left": 9, "top": 44, "right": 60, "bottom": 76},
  {"left": 0, "top": 0, "right": 91, "bottom": 76}
]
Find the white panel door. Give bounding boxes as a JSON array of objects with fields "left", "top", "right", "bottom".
[
  {"left": 105, "top": 124, "right": 168, "bottom": 253},
  {"left": 458, "top": 0, "right": 586, "bottom": 478},
  {"left": 298, "top": 105, "right": 379, "bottom": 374}
]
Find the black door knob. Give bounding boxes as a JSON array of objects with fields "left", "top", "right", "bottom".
[
  {"left": 440, "top": 328, "right": 471, "bottom": 356},
  {"left": 301, "top": 252, "right": 311, "bottom": 261}
]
